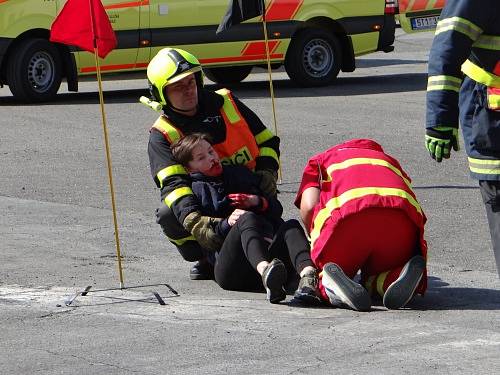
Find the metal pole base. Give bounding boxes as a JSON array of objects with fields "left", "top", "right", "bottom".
[{"left": 64, "top": 283, "right": 179, "bottom": 306}]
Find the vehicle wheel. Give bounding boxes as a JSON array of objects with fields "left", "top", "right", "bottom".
[
  {"left": 6, "top": 38, "right": 62, "bottom": 102},
  {"left": 285, "top": 28, "right": 341, "bottom": 87},
  {"left": 203, "top": 66, "right": 253, "bottom": 84}
]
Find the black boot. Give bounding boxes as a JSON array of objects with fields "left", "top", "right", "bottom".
[{"left": 190, "top": 258, "right": 214, "bottom": 280}]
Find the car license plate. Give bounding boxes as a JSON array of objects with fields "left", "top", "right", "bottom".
[{"left": 410, "top": 15, "right": 439, "bottom": 30}]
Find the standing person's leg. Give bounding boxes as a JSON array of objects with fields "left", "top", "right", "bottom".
[
  {"left": 360, "top": 208, "right": 425, "bottom": 309},
  {"left": 479, "top": 180, "right": 500, "bottom": 278},
  {"left": 268, "top": 219, "right": 321, "bottom": 304}
]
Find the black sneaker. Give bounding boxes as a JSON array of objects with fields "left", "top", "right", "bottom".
[
  {"left": 189, "top": 259, "right": 214, "bottom": 280},
  {"left": 322, "top": 263, "right": 371, "bottom": 312},
  {"left": 383, "top": 255, "right": 425, "bottom": 310},
  {"left": 294, "top": 271, "right": 322, "bottom": 305},
  {"left": 261, "top": 258, "right": 287, "bottom": 304}
]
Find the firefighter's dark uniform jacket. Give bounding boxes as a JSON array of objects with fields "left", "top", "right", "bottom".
[
  {"left": 426, "top": 0, "right": 500, "bottom": 180},
  {"left": 148, "top": 88, "right": 280, "bottom": 253},
  {"left": 190, "top": 165, "right": 283, "bottom": 237}
]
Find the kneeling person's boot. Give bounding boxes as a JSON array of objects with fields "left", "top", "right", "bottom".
[
  {"left": 383, "top": 255, "right": 425, "bottom": 309},
  {"left": 322, "top": 263, "right": 371, "bottom": 312}
]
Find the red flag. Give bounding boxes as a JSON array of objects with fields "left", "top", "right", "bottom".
[{"left": 50, "top": 0, "right": 117, "bottom": 59}]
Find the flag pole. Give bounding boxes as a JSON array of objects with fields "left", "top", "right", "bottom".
[
  {"left": 261, "top": 3, "right": 283, "bottom": 183},
  {"left": 89, "top": 0, "right": 124, "bottom": 289},
  {"left": 94, "top": 49, "right": 125, "bottom": 289}
]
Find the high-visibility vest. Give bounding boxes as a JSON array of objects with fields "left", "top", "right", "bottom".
[
  {"left": 151, "top": 88, "right": 259, "bottom": 170},
  {"left": 307, "top": 139, "right": 428, "bottom": 268}
]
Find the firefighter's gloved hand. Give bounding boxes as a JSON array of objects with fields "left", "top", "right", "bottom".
[
  {"left": 255, "top": 169, "right": 278, "bottom": 196},
  {"left": 425, "top": 126, "right": 460, "bottom": 162},
  {"left": 183, "top": 212, "right": 223, "bottom": 251}
]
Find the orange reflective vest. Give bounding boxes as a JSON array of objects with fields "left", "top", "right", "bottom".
[
  {"left": 151, "top": 88, "right": 259, "bottom": 170},
  {"left": 295, "top": 139, "right": 428, "bottom": 291}
]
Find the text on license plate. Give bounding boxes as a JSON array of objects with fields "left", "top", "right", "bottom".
[{"left": 410, "top": 16, "right": 439, "bottom": 30}]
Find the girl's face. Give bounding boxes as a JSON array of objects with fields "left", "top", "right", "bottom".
[{"left": 186, "top": 140, "right": 223, "bottom": 177}]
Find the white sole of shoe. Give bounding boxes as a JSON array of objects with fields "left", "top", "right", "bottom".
[{"left": 322, "top": 263, "right": 371, "bottom": 312}]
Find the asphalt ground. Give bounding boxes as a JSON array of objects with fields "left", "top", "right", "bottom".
[{"left": 1, "top": 30, "right": 499, "bottom": 374}]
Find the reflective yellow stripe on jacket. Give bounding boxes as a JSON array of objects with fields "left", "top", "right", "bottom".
[
  {"left": 259, "top": 147, "right": 279, "bottom": 164},
  {"left": 310, "top": 187, "right": 422, "bottom": 248},
  {"left": 435, "top": 16, "right": 482, "bottom": 41},
  {"left": 255, "top": 129, "right": 275, "bottom": 145},
  {"left": 468, "top": 157, "right": 500, "bottom": 176},
  {"left": 167, "top": 234, "right": 196, "bottom": 246},
  {"left": 157, "top": 164, "right": 188, "bottom": 188},
  {"left": 325, "top": 157, "right": 415, "bottom": 192},
  {"left": 427, "top": 75, "right": 462, "bottom": 93},
  {"left": 462, "top": 60, "right": 500, "bottom": 88},
  {"left": 473, "top": 34, "right": 500, "bottom": 51},
  {"left": 164, "top": 186, "right": 193, "bottom": 207},
  {"left": 255, "top": 129, "right": 280, "bottom": 164}
]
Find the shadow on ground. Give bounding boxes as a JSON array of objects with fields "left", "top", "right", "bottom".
[
  {"left": 408, "top": 276, "right": 500, "bottom": 311},
  {"left": 0, "top": 72, "right": 427, "bottom": 106}
]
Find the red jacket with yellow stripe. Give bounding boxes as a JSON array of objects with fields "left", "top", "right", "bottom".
[{"left": 295, "top": 139, "right": 427, "bottom": 284}]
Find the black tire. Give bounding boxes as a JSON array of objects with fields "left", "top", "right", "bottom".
[
  {"left": 285, "top": 28, "right": 341, "bottom": 87},
  {"left": 6, "top": 38, "right": 62, "bottom": 103},
  {"left": 203, "top": 65, "right": 253, "bottom": 84}
]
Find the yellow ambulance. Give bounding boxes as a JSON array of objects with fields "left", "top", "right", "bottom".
[{"left": 0, "top": 0, "right": 444, "bottom": 102}]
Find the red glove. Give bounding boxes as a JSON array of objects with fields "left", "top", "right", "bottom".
[
  {"left": 228, "top": 193, "right": 259, "bottom": 209},
  {"left": 228, "top": 193, "right": 268, "bottom": 212}
]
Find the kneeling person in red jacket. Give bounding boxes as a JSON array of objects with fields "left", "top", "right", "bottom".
[{"left": 295, "top": 139, "right": 428, "bottom": 311}]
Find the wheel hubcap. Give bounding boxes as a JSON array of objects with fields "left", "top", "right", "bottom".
[
  {"left": 302, "top": 39, "right": 333, "bottom": 78},
  {"left": 27, "top": 51, "right": 55, "bottom": 93}
]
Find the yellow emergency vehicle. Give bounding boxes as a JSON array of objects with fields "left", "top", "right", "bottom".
[{"left": 0, "top": 0, "right": 444, "bottom": 102}]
